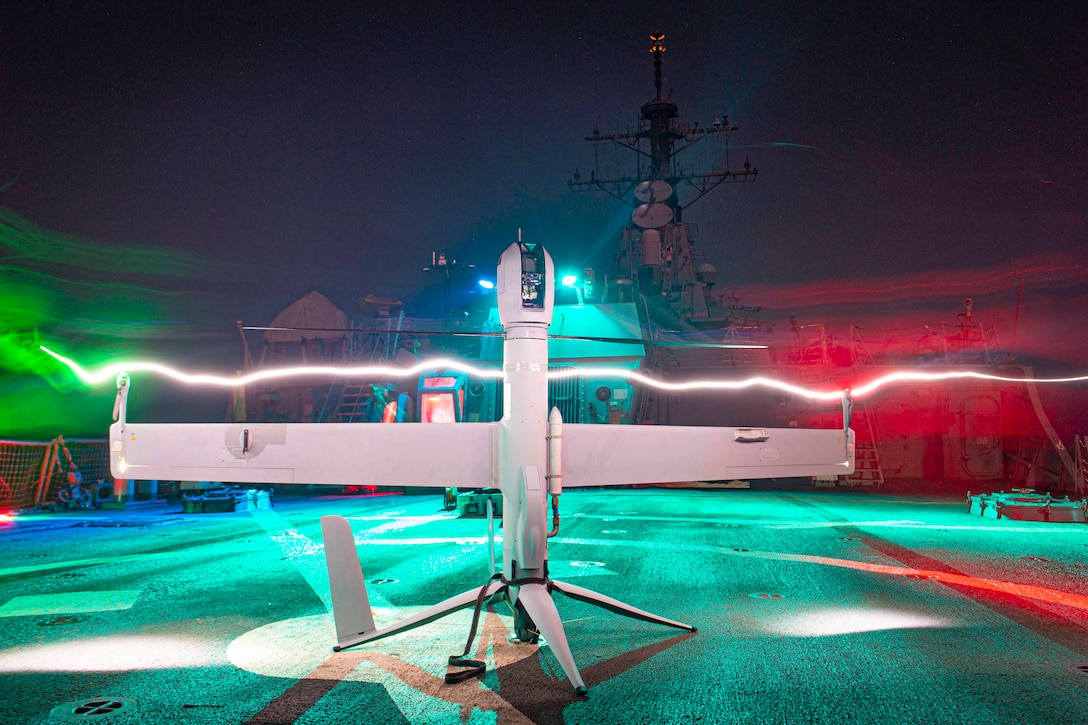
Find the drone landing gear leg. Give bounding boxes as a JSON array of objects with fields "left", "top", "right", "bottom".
[
  {"left": 334, "top": 580, "right": 507, "bottom": 651},
  {"left": 513, "top": 578, "right": 696, "bottom": 697},
  {"left": 323, "top": 516, "right": 694, "bottom": 697},
  {"left": 515, "top": 582, "right": 589, "bottom": 696},
  {"left": 549, "top": 579, "right": 697, "bottom": 633}
]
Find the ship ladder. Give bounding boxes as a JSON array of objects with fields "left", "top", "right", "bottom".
[
  {"left": 1075, "top": 435, "right": 1087, "bottom": 496},
  {"left": 842, "top": 400, "right": 884, "bottom": 487},
  {"left": 333, "top": 381, "right": 372, "bottom": 423}
]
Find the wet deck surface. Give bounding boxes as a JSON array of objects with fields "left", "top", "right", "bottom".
[{"left": 2, "top": 487, "right": 1088, "bottom": 724}]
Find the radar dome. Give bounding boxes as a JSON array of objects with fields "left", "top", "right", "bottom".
[{"left": 696, "top": 263, "right": 717, "bottom": 286}]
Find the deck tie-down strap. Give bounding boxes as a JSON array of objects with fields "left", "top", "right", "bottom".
[{"left": 444, "top": 573, "right": 548, "bottom": 684}]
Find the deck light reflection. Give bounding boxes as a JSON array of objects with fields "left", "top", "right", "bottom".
[
  {"left": 766, "top": 608, "right": 956, "bottom": 637},
  {"left": 0, "top": 634, "right": 224, "bottom": 672}
]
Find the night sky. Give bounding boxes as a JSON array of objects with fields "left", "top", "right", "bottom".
[{"left": 1, "top": 1, "right": 1085, "bottom": 383}]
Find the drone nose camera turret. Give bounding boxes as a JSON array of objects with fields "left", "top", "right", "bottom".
[{"left": 496, "top": 241, "right": 554, "bottom": 327}]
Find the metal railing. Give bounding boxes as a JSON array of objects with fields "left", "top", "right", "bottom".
[{"left": 0, "top": 437, "right": 111, "bottom": 509}]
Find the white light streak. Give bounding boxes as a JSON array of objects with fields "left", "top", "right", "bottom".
[
  {"left": 41, "top": 346, "right": 1088, "bottom": 401},
  {"left": 847, "top": 369, "right": 1088, "bottom": 398},
  {"left": 573, "top": 366, "right": 1088, "bottom": 401},
  {"left": 40, "top": 346, "right": 502, "bottom": 387}
]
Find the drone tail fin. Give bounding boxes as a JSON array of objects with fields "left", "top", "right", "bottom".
[{"left": 321, "top": 515, "right": 377, "bottom": 649}]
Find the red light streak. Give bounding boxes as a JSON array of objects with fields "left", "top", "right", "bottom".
[
  {"left": 741, "top": 549, "right": 1088, "bottom": 612},
  {"left": 732, "top": 249, "right": 1087, "bottom": 306}
]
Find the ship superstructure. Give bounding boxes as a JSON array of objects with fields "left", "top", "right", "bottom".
[
  {"left": 569, "top": 33, "right": 757, "bottom": 334},
  {"left": 234, "top": 34, "right": 1084, "bottom": 497},
  {"left": 564, "top": 34, "right": 1084, "bottom": 495}
]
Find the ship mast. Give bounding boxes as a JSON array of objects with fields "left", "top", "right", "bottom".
[
  {"left": 569, "top": 33, "right": 757, "bottom": 212},
  {"left": 569, "top": 34, "right": 759, "bottom": 326},
  {"left": 643, "top": 33, "right": 679, "bottom": 180}
]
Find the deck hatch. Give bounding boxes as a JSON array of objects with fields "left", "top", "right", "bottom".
[{"left": 49, "top": 697, "right": 135, "bottom": 720}]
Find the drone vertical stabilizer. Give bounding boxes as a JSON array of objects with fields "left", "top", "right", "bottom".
[
  {"left": 321, "top": 515, "right": 376, "bottom": 648},
  {"left": 322, "top": 515, "right": 509, "bottom": 652}
]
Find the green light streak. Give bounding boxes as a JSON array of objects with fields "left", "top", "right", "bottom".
[
  {"left": 0, "top": 207, "right": 202, "bottom": 279},
  {"left": 0, "top": 207, "right": 212, "bottom": 437}
]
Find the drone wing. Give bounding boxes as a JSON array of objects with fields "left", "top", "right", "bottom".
[
  {"left": 562, "top": 424, "right": 853, "bottom": 486},
  {"left": 109, "top": 421, "right": 497, "bottom": 488},
  {"left": 109, "top": 420, "right": 851, "bottom": 488}
]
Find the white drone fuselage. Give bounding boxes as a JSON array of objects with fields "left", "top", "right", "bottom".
[
  {"left": 106, "top": 240, "right": 854, "bottom": 693},
  {"left": 494, "top": 241, "right": 560, "bottom": 580}
]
